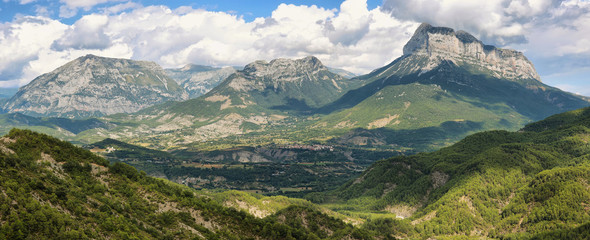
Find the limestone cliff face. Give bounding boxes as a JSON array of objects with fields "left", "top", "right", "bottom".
[
  {"left": 3, "top": 55, "right": 188, "bottom": 118},
  {"left": 402, "top": 23, "right": 540, "bottom": 81}
]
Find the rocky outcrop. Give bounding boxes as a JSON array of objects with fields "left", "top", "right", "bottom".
[
  {"left": 215, "top": 56, "right": 357, "bottom": 109},
  {"left": 226, "top": 56, "right": 343, "bottom": 92},
  {"left": 402, "top": 23, "right": 540, "bottom": 81},
  {"left": 3, "top": 55, "right": 188, "bottom": 118},
  {"left": 241, "top": 56, "right": 327, "bottom": 80}
]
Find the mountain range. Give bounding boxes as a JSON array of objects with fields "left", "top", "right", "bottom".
[
  {"left": 0, "top": 23, "right": 587, "bottom": 197},
  {"left": 1, "top": 22, "right": 590, "bottom": 239},
  {"left": 77, "top": 23, "right": 588, "bottom": 154}
]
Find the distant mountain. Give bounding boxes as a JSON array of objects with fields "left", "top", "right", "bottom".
[
  {"left": 3, "top": 54, "right": 188, "bottom": 118},
  {"left": 100, "top": 56, "right": 363, "bottom": 146},
  {"left": 5, "top": 24, "right": 588, "bottom": 158},
  {"left": 0, "top": 113, "right": 108, "bottom": 137},
  {"left": 313, "top": 23, "right": 589, "bottom": 150},
  {"left": 0, "top": 88, "right": 18, "bottom": 99},
  {"left": 209, "top": 56, "right": 360, "bottom": 110},
  {"left": 0, "top": 88, "right": 18, "bottom": 110},
  {"left": 165, "top": 64, "right": 237, "bottom": 98},
  {"left": 325, "top": 106, "right": 590, "bottom": 239},
  {"left": 327, "top": 67, "right": 357, "bottom": 78},
  {"left": 77, "top": 24, "right": 588, "bottom": 154}
]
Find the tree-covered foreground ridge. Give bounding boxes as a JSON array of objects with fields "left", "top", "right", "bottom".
[
  {"left": 315, "top": 106, "right": 590, "bottom": 239},
  {"left": 3, "top": 108, "right": 590, "bottom": 239},
  {"left": 0, "top": 129, "right": 372, "bottom": 239}
]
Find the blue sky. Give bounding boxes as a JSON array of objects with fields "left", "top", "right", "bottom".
[
  {"left": 0, "top": 0, "right": 589, "bottom": 96},
  {"left": 0, "top": 1, "right": 381, "bottom": 23}
]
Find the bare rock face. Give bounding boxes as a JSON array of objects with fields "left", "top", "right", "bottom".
[
  {"left": 403, "top": 23, "right": 540, "bottom": 81},
  {"left": 218, "top": 56, "right": 354, "bottom": 109},
  {"left": 227, "top": 56, "right": 342, "bottom": 93},
  {"left": 3, "top": 54, "right": 188, "bottom": 118},
  {"left": 241, "top": 56, "right": 327, "bottom": 80}
]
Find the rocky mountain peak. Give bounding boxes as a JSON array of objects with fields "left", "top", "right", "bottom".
[
  {"left": 213, "top": 56, "right": 353, "bottom": 110},
  {"left": 402, "top": 23, "right": 540, "bottom": 81},
  {"left": 3, "top": 55, "right": 188, "bottom": 118},
  {"left": 242, "top": 56, "right": 327, "bottom": 79}
]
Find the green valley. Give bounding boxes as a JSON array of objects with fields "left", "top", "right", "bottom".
[
  {"left": 4, "top": 105, "right": 590, "bottom": 239},
  {"left": 2, "top": 0, "right": 590, "bottom": 238}
]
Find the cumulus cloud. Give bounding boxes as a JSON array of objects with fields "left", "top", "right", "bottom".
[
  {"left": 59, "top": 0, "right": 125, "bottom": 18},
  {"left": 1, "top": 0, "right": 588, "bottom": 93},
  {"left": 52, "top": 14, "right": 111, "bottom": 50},
  {"left": 6, "top": 0, "right": 416, "bottom": 84},
  {"left": 60, "top": 0, "right": 124, "bottom": 10},
  {"left": 382, "top": 0, "right": 590, "bottom": 53},
  {"left": 382, "top": 0, "right": 590, "bottom": 92},
  {"left": 383, "top": 0, "right": 532, "bottom": 45},
  {"left": 101, "top": 2, "right": 141, "bottom": 15},
  {"left": 0, "top": 16, "right": 68, "bottom": 86}
]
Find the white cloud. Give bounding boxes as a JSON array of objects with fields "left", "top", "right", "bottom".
[
  {"left": 60, "top": 0, "right": 124, "bottom": 10},
  {"left": 382, "top": 0, "right": 590, "bottom": 87},
  {"left": 0, "top": 0, "right": 420, "bottom": 87},
  {"left": 59, "top": 0, "right": 126, "bottom": 18},
  {"left": 2, "top": 0, "right": 589, "bottom": 90},
  {"left": 0, "top": 16, "right": 68, "bottom": 87},
  {"left": 101, "top": 2, "right": 141, "bottom": 15},
  {"left": 59, "top": 5, "right": 77, "bottom": 18},
  {"left": 52, "top": 14, "right": 111, "bottom": 50},
  {"left": 34, "top": 5, "right": 51, "bottom": 17}
]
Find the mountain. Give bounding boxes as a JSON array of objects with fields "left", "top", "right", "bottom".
[
  {"left": 3, "top": 55, "right": 188, "bottom": 118},
  {"left": 312, "top": 23, "right": 589, "bottom": 150},
  {"left": 0, "top": 88, "right": 18, "bottom": 99},
  {"left": 100, "top": 56, "right": 362, "bottom": 146},
  {"left": 327, "top": 67, "right": 357, "bottom": 79},
  {"left": 323, "top": 106, "right": 590, "bottom": 239},
  {"left": 165, "top": 64, "right": 237, "bottom": 98},
  {"left": 211, "top": 56, "right": 359, "bottom": 110},
  {"left": 0, "top": 128, "right": 371, "bottom": 239},
  {"left": 0, "top": 88, "right": 19, "bottom": 111}
]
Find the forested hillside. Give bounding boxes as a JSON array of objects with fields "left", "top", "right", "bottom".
[
  {"left": 317, "top": 106, "right": 590, "bottom": 239},
  {"left": 0, "top": 129, "right": 370, "bottom": 239}
]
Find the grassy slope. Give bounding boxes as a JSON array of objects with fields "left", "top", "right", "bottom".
[{"left": 314, "top": 59, "right": 588, "bottom": 152}]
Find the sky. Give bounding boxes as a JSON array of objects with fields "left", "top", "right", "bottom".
[{"left": 0, "top": 0, "right": 589, "bottom": 96}]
